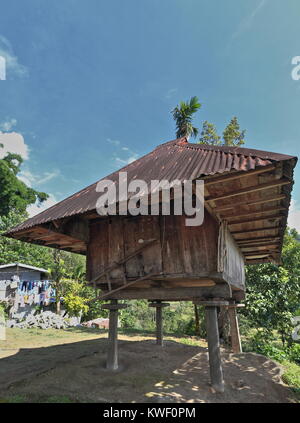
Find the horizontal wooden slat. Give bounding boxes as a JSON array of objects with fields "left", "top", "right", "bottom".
[
  {"left": 213, "top": 194, "right": 286, "bottom": 212},
  {"left": 203, "top": 165, "right": 276, "bottom": 186},
  {"left": 240, "top": 244, "right": 279, "bottom": 250},
  {"left": 223, "top": 206, "right": 286, "bottom": 220},
  {"left": 207, "top": 178, "right": 291, "bottom": 202},
  {"left": 236, "top": 236, "right": 281, "bottom": 244},
  {"left": 232, "top": 226, "right": 280, "bottom": 235},
  {"left": 228, "top": 214, "right": 283, "bottom": 226}
]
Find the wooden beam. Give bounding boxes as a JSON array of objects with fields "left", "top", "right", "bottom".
[
  {"left": 243, "top": 250, "right": 279, "bottom": 257},
  {"left": 232, "top": 225, "right": 280, "bottom": 235},
  {"left": 92, "top": 273, "right": 160, "bottom": 301},
  {"left": 221, "top": 206, "right": 286, "bottom": 219},
  {"left": 99, "top": 285, "right": 233, "bottom": 301},
  {"left": 213, "top": 194, "right": 286, "bottom": 212},
  {"left": 245, "top": 258, "right": 275, "bottom": 264},
  {"left": 240, "top": 243, "right": 280, "bottom": 249},
  {"left": 228, "top": 214, "right": 283, "bottom": 226},
  {"left": 203, "top": 165, "right": 276, "bottom": 186},
  {"left": 207, "top": 178, "right": 290, "bottom": 202},
  {"left": 238, "top": 238, "right": 280, "bottom": 247},
  {"left": 236, "top": 236, "right": 280, "bottom": 243}
]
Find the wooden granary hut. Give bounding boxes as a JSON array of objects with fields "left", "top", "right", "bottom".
[{"left": 4, "top": 138, "right": 297, "bottom": 392}]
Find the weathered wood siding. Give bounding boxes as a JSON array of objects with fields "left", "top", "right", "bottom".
[
  {"left": 161, "top": 209, "right": 219, "bottom": 276},
  {"left": 218, "top": 222, "right": 245, "bottom": 290},
  {"left": 87, "top": 209, "right": 220, "bottom": 285}
]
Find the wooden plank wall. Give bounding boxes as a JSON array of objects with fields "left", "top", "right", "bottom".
[
  {"left": 161, "top": 209, "right": 219, "bottom": 276},
  {"left": 87, "top": 209, "right": 220, "bottom": 284},
  {"left": 218, "top": 222, "right": 245, "bottom": 290}
]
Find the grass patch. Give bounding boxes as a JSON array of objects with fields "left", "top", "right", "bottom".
[
  {"left": 282, "top": 360, "right": 300, "bottom": 392},
  {"left": 0, "top": 394, "right": 75, "bottom": 403}
]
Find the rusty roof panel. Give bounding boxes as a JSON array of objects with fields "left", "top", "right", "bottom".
[{"left": 5, "top": 138, "right": 297, "bottom": 234}]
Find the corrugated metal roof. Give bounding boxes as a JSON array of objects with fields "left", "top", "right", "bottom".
[
  {"left": 6, "top": 137, "right": 297, "bottom": 234},
  {"left": 0, "top": 263, "right": 48, "bottom": 273}
]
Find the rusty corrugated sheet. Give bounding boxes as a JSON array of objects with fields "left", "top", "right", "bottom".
[{"left": 5, "top": 137, "right": 297, "bottom": 234}]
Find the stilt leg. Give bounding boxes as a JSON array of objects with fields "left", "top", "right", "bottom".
[
  {"left": 107, "top": 301, "right": 119, "bottom": 370},
  {"left": 205, "top": 305, "right": 225, "bottom": 393},
  {"left": 149, "top": 301, "right": 170, "bottom": 347},
  {"left": 102, "top": 300, "right": 128, "bottom": 371},
  {"left": 228, "top": 306, "right": 242, "bottom": 353},
  {"left": 156, "top": 302, "right": 163, "bottom": 346}
]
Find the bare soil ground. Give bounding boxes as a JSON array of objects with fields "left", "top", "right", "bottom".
[{"left": 0, "top": 328, "right": 297, "bottom": 403}]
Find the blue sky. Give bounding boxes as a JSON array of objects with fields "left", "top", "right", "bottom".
[{"left": 0, "top": 0, "right": 300, "bottom": 228}]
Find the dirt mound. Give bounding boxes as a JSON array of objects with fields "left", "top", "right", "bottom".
[{"left": 0, "top": 338, "right": 296, "bottom": 403}]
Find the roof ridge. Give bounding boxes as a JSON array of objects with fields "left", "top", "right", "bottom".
[{"left": 171, "top": 140, "right": 296, "bottom": 161}]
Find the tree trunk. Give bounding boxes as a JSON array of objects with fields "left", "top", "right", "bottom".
[
  {"left": 194, "top": 304, "right": 200, "bottom": 336},
  {"left": 55, "top": 289, "right": 61, "bottom": 315}
]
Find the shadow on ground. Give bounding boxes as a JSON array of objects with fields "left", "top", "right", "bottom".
[{"left": 0, "top": 337, "right": 296, "bottom": 403}]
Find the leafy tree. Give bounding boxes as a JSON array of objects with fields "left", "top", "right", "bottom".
[
  {"left": 199, "top": 121, "right": 221, "bottom": 145},
  {"left": 172, "top": 96, "right": 201, "bottom": 139},
  {"left": 223, "top": 116, "right": 245, "bottom": 146},
  {"left": 0, "top": 146, "right": 48, "bottom": 216},
  {"left": 48, "top": 249, "right": 86, "bottom": 315},
  {"left": 61, "top": 280, "right": 89, "bottom": 317},
  {"left": 0, "top": 211, "right": 54, "bottom": 268},
  {"left": 242, "top": 228, "right": 300, "bottom": 347}
]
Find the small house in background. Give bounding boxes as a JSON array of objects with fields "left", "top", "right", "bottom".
[{"left": 0, "top": 263, "right": 51, "bottom": 319}]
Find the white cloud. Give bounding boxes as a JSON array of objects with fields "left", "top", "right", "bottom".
[
  {"left": 107, "top": 138, "right": 120, "bottom": 146},
  {"left": 27, "top": 194, "right": 58, "bottom": 218},
  {"left": 231, "top": 0, "right": 267, "bottom": 40},
  {"left": 0, "top": 131, "right": 29, "bottom": 160},
  {"left": 0, "top": 35, "right": 28, "bottom": 78},
  {"left": 115, "top": 154, "right": 138, "bottom": 165},
  {"left": 18, "top": 168, "right": 60, "bottom": 187},
  {"left": 0, "top": 118, "right": 17, "bottom": 131},
  {"left": 17, "top": 169, "right": 35, "bottom": 186},
  {"left": 165, "top": 88, "right": 178, "bottom": 100},
  {"left": 288, "top": 199, "right": 300, "bottom": 233},
  {"left": 107, "top": 137, "right": 139, "bottom": 166}
]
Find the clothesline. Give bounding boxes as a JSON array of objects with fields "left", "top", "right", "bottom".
[{"left": 14, "top": 279, "right": 56, "bottom": 308}]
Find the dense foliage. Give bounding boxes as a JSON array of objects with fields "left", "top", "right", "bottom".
[{"left": 0, "top": 147, "right": 48, "bottom": 216}]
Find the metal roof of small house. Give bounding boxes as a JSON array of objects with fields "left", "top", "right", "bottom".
[{"left": 0, "top": 263, "right": 49, "bottom": 273}]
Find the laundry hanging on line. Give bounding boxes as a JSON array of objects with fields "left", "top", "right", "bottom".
[{"left": 15, "top": 280, "right": 56, "bottom": 307}]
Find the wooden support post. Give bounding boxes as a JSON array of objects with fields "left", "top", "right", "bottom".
[
  {"left": 101, "top": 300, "right": 128, "bottom": 370},
  {"left": 149, "top": 301, "right": 170, "bottom": 346},
  {"left": 205, "top": 305, "right": 224, "bottom": 393},
  {"left": 228, "top": 305, "right": 243, "bottom": 353},
  {"left": 194, "top": 300, "right": 228, "bottom": 393}
]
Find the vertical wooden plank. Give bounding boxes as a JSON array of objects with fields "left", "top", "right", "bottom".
[
  {"left": 124, "top": 216, "right": 162, "bottom": 278},
  {"left": 87, "top": 220, "right": 109, "bottom": 282},
  {"left": 108, "top": 218, "right": 125, "bottom": 280},
  {"left": 124, "top": 217, "right": 146, "bottom": 278},
  {"left": 161, "top": 215, "right": 185, "bottom": 274},
  {"left": 183, "top": 209, "right": 219, "bottom": 274},
  {"left": 228, "top": 307, "right": 242, "bottom": 353}
]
